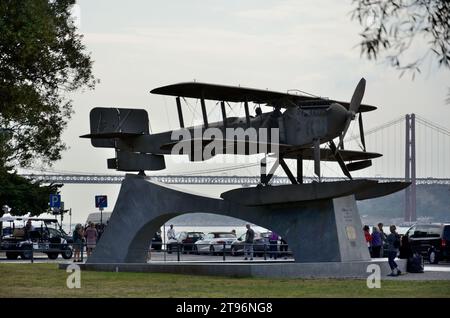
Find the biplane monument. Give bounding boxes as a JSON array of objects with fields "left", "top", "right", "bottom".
[{"left": 79, "top": 78, "right": 409, "bottom": 277}]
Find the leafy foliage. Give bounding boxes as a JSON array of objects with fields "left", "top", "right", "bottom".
[
  {"left": 0, "top": 167, "right": 59, "bottom": 216},
  {"left": 0, "top": 0, "right": 95, "bottom": 167},
  {"left": 351, "top": 0, "right": 450, "bottom": 78}
]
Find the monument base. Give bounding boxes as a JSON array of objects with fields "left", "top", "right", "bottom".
[{"left": 59, "top": 259, "right": 406, "bottom": 279}]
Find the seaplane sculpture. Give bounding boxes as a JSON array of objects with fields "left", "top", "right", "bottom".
[{"left": 81, "top": 78, "right": 410, "bottom": 206}]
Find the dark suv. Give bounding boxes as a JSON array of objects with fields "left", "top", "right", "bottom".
[{"left": 404, "top": 223, "right": 450, "bottom": 264}]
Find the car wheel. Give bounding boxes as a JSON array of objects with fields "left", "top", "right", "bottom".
[
  {"left": 61, "top": 248, "right": 73, "bottom": 259},
  {"left": 231, "top": 246, "right": 236, "bottom": 256},
  {"left": 210, "top": 245, "right": 215, "bottom": 256},
  {"left": 193, "top": 245, "right": 199, "bottom": 255},
  {"left": 6, "top": 252, "right": 18, "bottom": 260},
  {"left": 428, "top": 249, "right": 439, "bottom": 264},
  {"left": 47, "top": 253, "right": 58, "bottom": 260}
]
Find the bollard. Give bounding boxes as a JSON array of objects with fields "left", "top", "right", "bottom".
[
  {"left": 263, "top": 244, "right": 267, "bottom": 260},
  {"left": 177, "top": 243, "right": 180, "bottom": 262},
  {"left": 223, "top": 243, "right": 226, "bottom": 261},
  {"left": 31, "top": 247, "right": 34, "bottom": 264}
]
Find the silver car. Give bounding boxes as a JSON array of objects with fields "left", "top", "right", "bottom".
[{"left": 194, "top": 232, "right": 236, "bottom": 255}]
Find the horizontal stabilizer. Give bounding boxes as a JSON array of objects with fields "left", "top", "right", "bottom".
[{"left": 80, "top": 132, "right": 143, "bottom": 139}]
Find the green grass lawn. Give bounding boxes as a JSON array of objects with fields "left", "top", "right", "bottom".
[{"left": 0, "top": 264, "right": 449, "bottom": 298}]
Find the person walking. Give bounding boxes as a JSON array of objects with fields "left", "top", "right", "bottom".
[
  {"left": 378, "top": 222, "right": 387, "bottom": 257},
  {"left": 386, "top": 225, "right": 402, "bottom": 276},
  {"left": 370, "top": 226, "right": 382, "bottom": 258},
  {"left": 167, "top": 224, "right": 176, "bottom": 253},
  {"left": 72, "top": 224, "right": 84, "bottom": 262},
  {"left": 244, "top": 224, "right": 255, "bottom": 261},
  {"left": 84, "top": 222, "right": 98, "bottom": 257}
]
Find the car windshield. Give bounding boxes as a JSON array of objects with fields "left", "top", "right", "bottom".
[
  {"left": 187, "top": 233, "right": 203, "bottom": 238},
  {"left": 411, "top": 225, "right": 442, "bottom": 238}
]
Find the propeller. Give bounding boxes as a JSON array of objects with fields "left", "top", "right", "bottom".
[
  {"left": 358, "top": 112, "right": 366, "bottom": 152},
  {"left": 337, "top": 78, "right": 366, "bottom": 150}
]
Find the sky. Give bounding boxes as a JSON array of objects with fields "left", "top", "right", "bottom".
[{"left": 22, "top": 0, "right": 450, "bottom": 225}]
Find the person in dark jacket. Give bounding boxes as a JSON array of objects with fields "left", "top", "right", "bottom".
[
  {"left": 378, "top": 222, "right": 388, "bottom": 256},
  {"left": 386, "top": 225, "right": 402, "bottom": 276},
  {"left": 371, "top": 226, "right": 383, "bottom": 258},
  {"left": 244, "top": 224, "right": 255, "bottom": 261},
  {"left": 72, "top": 224, "right": 84, "bottom": 262}
]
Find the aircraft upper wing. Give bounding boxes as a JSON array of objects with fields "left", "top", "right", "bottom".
[{"left": 150, "top": 82, "right": 377, "bottom": 113}]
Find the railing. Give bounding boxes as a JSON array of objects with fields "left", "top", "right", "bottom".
[
  {"left": 0, "top": 241, "right": 293, "bottom": 263},
  {"left": 148, "top": 242, "right": 293, "bottom": 262}
]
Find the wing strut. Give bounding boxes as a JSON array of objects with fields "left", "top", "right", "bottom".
[
  {"left": 296, "top": 153, "right": 303, "bottom": 184},
  {"left": 329, "top": 140, "right": 353, "bottom": 180},
  {"left": 200, "top": 98, "right": 209, "bottom": 128},
  {"left": 280, "top": 158, "right": 298, "bottom": 184},
  {"left": 220, "top": 101, "right": 227, "bottom": 128},
  {"left": 260, "top": 157, "right": 280, "bottom": 185},
  {"left": 176, "top": 97, "right": 185, "bottom": 128}
]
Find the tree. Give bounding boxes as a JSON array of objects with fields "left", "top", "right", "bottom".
[
  {"left": 351, "top": 0, "right": 450, "bottom": 79},
  {"left": 0, "top": 166, "right": 60, "bottom": 216},
  {"left": 0, "top": 0, "right": 95, "bottom": 167},
  {"left": 0, "top": 1, "right": 95, "bottom": 215}
]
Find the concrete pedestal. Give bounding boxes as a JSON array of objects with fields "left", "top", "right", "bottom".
[
  {"left": 60, "top": 259, "right": 407, "bottom": 279},
  {"left": 87, "top": 174, "right": 370, "bottom": 264}
]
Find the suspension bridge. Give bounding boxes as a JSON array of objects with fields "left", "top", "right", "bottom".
[{"left": 21, "top": 113, "right": 450, "bottom": 222}]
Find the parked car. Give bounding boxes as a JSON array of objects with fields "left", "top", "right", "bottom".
[
  {"left": 1, "top": 218, "right": 72, "bottom": 260},
  {"left": 404, "top": 223, "right": 450, "bottom": 264},
  {"left": 231, "top": 231, "right": 291, "bottom": 257},
  {"left": 151, "top": 232, "right": 162, "bottom": 251},
  {"left": 167, "top": 231, "right": 204, "bottom": 253},
  {"left": 194, "top": 232, "right": 236, "bottom": 255},
  {"left": 231, "top": 231, "right": 267, "bottom": 256}
]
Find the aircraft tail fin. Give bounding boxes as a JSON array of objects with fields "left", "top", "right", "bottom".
[
  {"left": 80, "top": 107, "right": 166, "bottom": 172},
  {"left": 80, "top": 107, "right": 149, "bottom": 148}
]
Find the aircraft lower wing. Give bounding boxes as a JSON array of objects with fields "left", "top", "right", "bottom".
[
  {"left": 281, "top": 147, "right": 382, "bottom": 162},
  {"left": 160, "top": 138, "right": 381, "bottom": 162}
]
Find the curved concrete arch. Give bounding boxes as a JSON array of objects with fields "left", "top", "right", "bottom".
[{"left": 87, "top": 174, "right": 370, "bottom": 263}]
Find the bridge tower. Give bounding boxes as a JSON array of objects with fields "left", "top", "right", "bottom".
[{"left": 405, "top": 113, "right": 417, "bottom": 222}]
